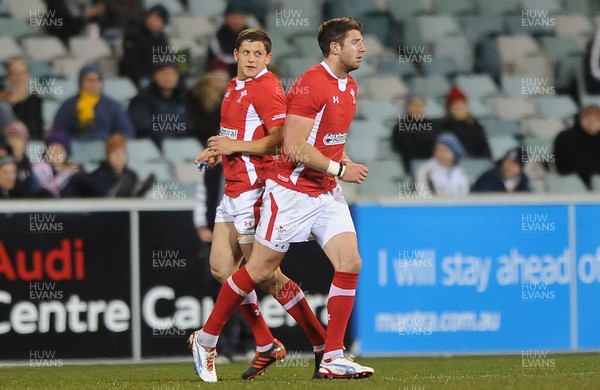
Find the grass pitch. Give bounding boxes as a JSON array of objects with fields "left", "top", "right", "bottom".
[{"left": 1, "top": 353, "right": 599, "bottom": 389}]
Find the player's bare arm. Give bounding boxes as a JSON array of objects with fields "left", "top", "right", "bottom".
[
  {"left": 283, "top": 114, "right": 368, "bottom": 184},
  {"left": 207, "top": 125, "right": 283, "bottom": 156}
]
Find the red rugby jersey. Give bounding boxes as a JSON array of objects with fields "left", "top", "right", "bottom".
[
  {"left": 274, "top": 61, "right": 358, "bottom": 196},
  {"left": 220, "top": 68, "right": 286, "bottom": 197}
]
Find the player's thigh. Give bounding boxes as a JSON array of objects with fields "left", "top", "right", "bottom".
[
  {"left": 322, "top": 232, "right": 362, "bottom": 273},
  {"left": 210, "top": 222, "right": 244, "bottom": 282}
]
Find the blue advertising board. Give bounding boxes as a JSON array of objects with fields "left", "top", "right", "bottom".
[{"left": 352, "top": 203, "right": 598, "bottom": 355}]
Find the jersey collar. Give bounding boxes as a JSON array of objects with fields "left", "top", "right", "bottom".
[
  {"left": 320, "top": 61, "right": 348, "bottom": 92},
  {"left": 235, "top": 68, "right": 269, "bottom": 90}
]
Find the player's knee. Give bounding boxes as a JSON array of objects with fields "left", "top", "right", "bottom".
[
  {"left": 209, "top": 258, "right": 234, "bottom": 284},
  {"left": 337, "top": 255, "right": 362, "bottom": 273},
  {"left": 247, "top": 266, "right": 275, "bottom": 285}
]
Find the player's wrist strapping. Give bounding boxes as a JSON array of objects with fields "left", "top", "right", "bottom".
[{"left": 326, "top": 160, "right": 346, "bottom": 178}]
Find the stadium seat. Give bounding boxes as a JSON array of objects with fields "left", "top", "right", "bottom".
[
  {"left": 514, "top": 55, "right": 554, "bottom": 82},
  {"left": 468, "top": 98, "right": 494, "bottom": 118},
  {"left": 480, "top": 118, "right": 523, "bottom": 138},
  {"left": 461, "top": 158, "right": 494, "bottom": 182},
  {"left": 501, "top": 75, "right": 527, "bottom": 98},
  {"left": 137, "top": 162, "right": 174, "bottom": 183},
  {"left": 292, "top": 34, "right": 325, "bottom": 60},
  {"left": 520, "top": 118, "right": 565, "bottom": 139},
  {"left": 492, "top": 97, "right": 537, "bottom": 121},
  {"left": 52, "top": 58, "right": 87, "bottom": 80},
  {"left": 6, "top": 0, "right": 46, "bottom": 20},
  {"left": 462, "top": 16, "right": 503, "bottom": 45},
  {"left": 0, "top": 37, "right": 23, "bottom": 61},
  {"left": 361, "top": 35, "right": 386, "bottom": 59},
  {"left": 162, "top": 137, "right": 204, "bottom": 164},
  {"left": 41, "top": 99, "right": 61, "bottom": 129},
  {"left": 533, "top": 95, "right": 578, "bottom": 120},
  {"left": 357, "top": 99, "right": 399, "bottom": 126},
  {"left": 70, "top": 140, "right": 105, "bottom": 167},
  {"left": 418, "top": 15, "right": 461, "bottom": 45},
  {"left": 546, "top": 174, "right": 588, "bottom": 193},
  {"left": 591, "top": 175, "right": 600, "bottom": 191},
  {"left": 168, "top": 37, "right": 205, "bottom": 58},
  {"left": 565, "top": 0, "right": 592, "bottom": 14},
  {"left": 553, "top": 14, "right": 594, "bottom": 41},
  {"left": 388, "top": 0, "right": 426, "bottom": 22},
  {"left": 171, "top": 15, "right": 214, "bottom": 39},
  {"left": 456, "top": 74, "right": 499, "bottom": 100},
  {"left": 28, "top": 61, "right": 54, "bottom": 78},
  {"left": 411, "top": 75, "right": 451, "bottom": 100},
  {"left": 422, "top": 58, "right": 458, "bottom": 78},
  {"left": 541, "top": 36, "right": 583, "bottom": 89},
  {"left": 127, "top": 139, "right": 163, "bottom": 164},
  {"left": 497, "top": 35, "right": 541, "bottom": 73},
  {"left": 173, "top": 162, "right": 198, "bottom": 184},
  {"left": 0, "top": 17, "right": 35, "bottom": 38},
  {"left": 475, "top": 0, "right": 519, "bottom": 16},
  {"left": 69, "top": 37, "right": 112, "bottom": 61},
  {"left": 424, "top": 97, "right": 445, "bottom": 119},
  {"left": 521, "top": 0, "right": 563, "bottom": 14},
  {"left": 377, "top": 58, "right": 416, "bottom": 78},
  {"left": 188, "top": 0, "right": 226, "bottom": 17},
  {"left": 434, "top": 35, "right": 473, "bottom": 74},
  {"left": 103, "top": 78, "right": 138, "bottom": 105},
  {"left": 345, "top": 120, "right": 380, "bottom": 162},
  {"left": 358, "top": 158, "right": 406, "bottom": 197},
  {"left": 362, "top": 75, "right": 408, "bottom": 100},
  {"left": 476, "top": 35, "right": 501, "bottom": 77},
  {"left": 433, "top": 0, "right": 475, "bottom": 14},
  {"left": 143, "top": 0, "right": 185, "bottom": 15},
  {"left": 361, "top": 12, "right": 395, "bottom": 47},
  {"left": 488, "top": 135, "right": 519, "bottom": 160},
  {"left": 23, "top": 36, "right": 68, "bottom": 61},
  {"left": 36, "top": 78, "right": 78, "bottom": 100},
  {"left": 277, "top": 57, "right": 317, "bottom": 79},
  {"left": 523, "top": 136, "right": 554, "bottom": 153}
]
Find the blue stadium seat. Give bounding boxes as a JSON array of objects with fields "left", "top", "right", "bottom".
[
  {"left": 127, "top": 139, "right": 163, "bottom": 165},
  {"left": 411, "top": 75, "right": 451, "bottom": 100},
  {"left": 456, "top": 74, "right": 499, "bottom": 100},
  {"left": 0, "top": 37, "right": 23, "bottom": 61},
  {"left": 434, "top": 35, "right": 474, "bottom": 74},
  {"left": 546, "top": 174, "right": 588, "bottom": 193},
  {"left": 480, "top": 119, "right": 522, "bottom": 138},
  {"left": 533, "top": 95, "right": 578, "bottom": 120},
  {"left": 162, "top": 137, "right": 204, "bottom": 164}
]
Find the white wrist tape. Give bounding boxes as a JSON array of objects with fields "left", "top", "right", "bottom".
[{"left": 327, "top": 160, "right": 340, "bottom": 176}]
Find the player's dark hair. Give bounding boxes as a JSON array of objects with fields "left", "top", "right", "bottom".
[
  {"left": 236, "top": 28, "right": 272, "bottom": 54},
  {"left": 317, "top": 17, "right": 364, "bottom": 57}
]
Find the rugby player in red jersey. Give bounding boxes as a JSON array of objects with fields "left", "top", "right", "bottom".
[{"left": 190, "top": 28, "right": 326, "bottom": 382}]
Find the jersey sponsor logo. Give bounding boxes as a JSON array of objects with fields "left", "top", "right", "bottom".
[
  {"left": 272, "top": 113, "right": 286, "bottom": 121},
  {"left": 323, "top": 132, "right": 347, "bottom": 145},
  {"left": 219, "top": 127, "right": 238, "bottom": 139},
  {"left": 277, "top": 174, "right": 290, "bottom": 183}
]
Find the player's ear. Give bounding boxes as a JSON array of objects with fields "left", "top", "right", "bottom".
[
  {"left": 330, "top": 41, "right": 340, "bottom": 56},
  {"left": 265, "top": 52, "right": 272, "bottom": 65},
  {"left": 233, "top": 48, "right": 239, "bottom": 62}
]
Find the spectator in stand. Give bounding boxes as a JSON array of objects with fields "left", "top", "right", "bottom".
[
  {"left": 553, "top": 106, "right": 600, "bottom": 190},
  {"left": 415, "top": 132, "right": 470, "bottom": 196},
  {"left": 0, "top": 156, "right": 21, "bottom": 199},
  {"left": 43, "top": 0, "right": 106, "bottom": 43},
  {"left": 128, "top": 62, "right": 191, "bottom": 146},
  {"left": 4, "top": 121, "right": 33, "bottom": 196},
  {"left": 100, "top": 0, "right": 145, "bottom": 52},
  {"left": 121, "top": 5, "right": 170, "bottom": 87},
  {"left": 186, "top": 69, "right": 230, "bottom": 147},
  {"left": 472, "top": 147, "right": 532, "bottom": 193},
  {"left": 391, "top": 89, "right": 437, "bottom": 173},
  {"left": 207, "top": 4, "right": 249, "bottom": 77},
  {"left": 53, "top": 63, "right": 134, "bottom": 142},
  {"left": 30, "top": 131, "right": 103, "bottom": 198},
  {"left": 584, "top": 28, "right": 600, "bottom": 94},
  {"left": 1, "top": 58, "right": 44, "bottom": 140},
  {"left": 91, "top": 133, "right": 141, "bottom": 197},
  {"left": 438, "top": 86, "right": 491, "bottom": 159}
]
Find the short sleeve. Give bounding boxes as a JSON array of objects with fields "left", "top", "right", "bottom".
[
  {"left": 252, "top": 78, "right": 287, "bottom": 129},
  {"left": 286, "top": 74, "right": 326, "bottom": 119}
]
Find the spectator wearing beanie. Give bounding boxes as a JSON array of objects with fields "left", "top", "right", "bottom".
[
  {"left": 415, "top": 132, "right": 470, "bottom": 196},
  {"left": 121, "top": 5, "right": 170, "bottom": 87},
  {"left": 472, "top": 147, "right": 532, "bottom": 193},
  {"left": 391, "top": 89, "right": 438, "bottom": 173},
  {"left": 4, "top": 120, "right": 33, "bottom": 195},
  {"left": 53, "top": 63, "right": 134, "bottom": 141},
  {"left": 437, "top": 86, "right": 491, "bottom": 159},
  {"left": 91, "top": 134, "right": 140, "bottom": 197},
  {"left": 553, "top": 105, "right": 600, "bottom": 190},
  {"left": 128, "top": 62, "right": 191, "bottom": 146},
  {"left": 206, "top": 4, "right": 249, "bottom": 78}
]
